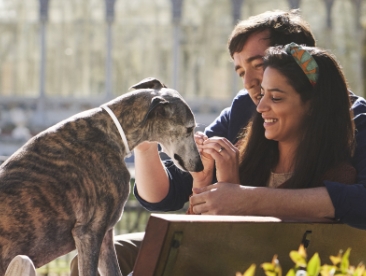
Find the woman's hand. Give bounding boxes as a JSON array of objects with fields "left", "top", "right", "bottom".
[
  {"left": 201, "top": 137, "right": 240, "bottom": 183},
  {"left": 189, "top": 132, "right": 215, "bottom": 189}
]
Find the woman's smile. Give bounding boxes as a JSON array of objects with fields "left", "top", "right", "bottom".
[
  {"left": 257, "top": 67, "right": 309, "bottom": 145},
  {"left": 263, "top": 118, "right": 278, "bottom": 125}
]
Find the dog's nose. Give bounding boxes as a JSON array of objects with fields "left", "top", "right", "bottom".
[
  {"left": 194, "top": 160, "right": 204, "bottom": 172},
  {"left": 188, "top": 158, "right": 203, "bottom": 172}
]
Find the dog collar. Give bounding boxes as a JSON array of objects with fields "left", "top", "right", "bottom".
[{"left": 101, "top": 105, "right": 132, "bottom": 158}]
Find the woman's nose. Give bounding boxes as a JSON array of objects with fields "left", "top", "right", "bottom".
[{"left": 256, "top": 95, "right": 268, "bottom": 113}]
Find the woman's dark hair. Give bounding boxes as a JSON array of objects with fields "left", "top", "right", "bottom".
[
  {"left": 237, "top": 46, "right": 355, "bottom": 188},
  {"left": 228, "top": 10, "right": 316, "bottom": 58}
]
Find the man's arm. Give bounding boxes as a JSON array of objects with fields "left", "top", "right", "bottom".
[
  {"left": 133, "top": 141, "right": 193, "bottom": 211},
  {"left": 133, "top": 142, "right": 169, "bottom": 203},
  {"left": 322, "top": 93, "right": 366, "bottom": 229},
  {"left": 325, "top": 181, "right": 366, "bottom": 229},
  {"left": 190, "top": 183, "right": 335, "bottom": 219}
]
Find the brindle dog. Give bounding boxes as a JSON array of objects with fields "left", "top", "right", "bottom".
[{"left": 0, "top": 78, "right": 203, "bottom": 276}]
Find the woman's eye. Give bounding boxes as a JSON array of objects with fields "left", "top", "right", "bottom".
[{"left": 272, "top": 97, "right": 281, "bottom": 102}]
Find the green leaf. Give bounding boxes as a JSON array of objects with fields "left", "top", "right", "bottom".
[
  {"left": 320, "top": 264, "right": 333, "bottom": 276},
  {"left": 286, "top": 268, "right": 296, "bottom": 276},
  {"left": 264, "top": 271, "right": 278, "bottom": 276},
  {"left": 330, "top": 255, "right": 342, "bottom": 266},
  {"left": 307, "top": 253, "right": 321, "bottom": 276},
  {"left": 354, "top": 263, "right": 365, "bottom": 276},
  {"left": 298, "top": 245, "right": 307, "bottom": 259},
  {"left": 242, "top": 264, "right": 257, "bottom": 276},
  {"left": 262, "top": 263, "right": 276, "bottom": 271},
  {"left": 262, "top": 263, "right": 278, "bottom": 276},
  {"left": 290, "top": 251, "right": 307, "bottom": 267},
  {"left": 340, "top": 248, "right": 351, "bottom": 273},
  {"left": 330, "top": 250, "right": 343, "bottom": 266}
]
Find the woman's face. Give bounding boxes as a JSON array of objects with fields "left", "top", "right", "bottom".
[{"left": 257, "top": 67, "right": 309, "bottom": 145}]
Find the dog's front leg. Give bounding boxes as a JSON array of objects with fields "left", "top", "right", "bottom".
[{"left": 98, "top": 228, "right": 122, "bottom": 276}]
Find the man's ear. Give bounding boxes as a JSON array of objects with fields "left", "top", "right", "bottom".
[
  {"left": 141, "top": 96, "right": 169, "bottom": 124},
  {"left": 130, "top": 77, "right": 167, "bottom": 90}
]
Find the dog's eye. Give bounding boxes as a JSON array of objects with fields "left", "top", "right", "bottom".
[{"left": 186, "top": 127, "right": 194, "bottom": 134}]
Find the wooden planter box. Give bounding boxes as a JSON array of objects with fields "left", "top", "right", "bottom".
[{"left": 133, "top": 214, "right": 366, "bottom": 276}]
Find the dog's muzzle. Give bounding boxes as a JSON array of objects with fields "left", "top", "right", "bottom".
[{"left": 174, "top": 154, "right": 204, "bottom": 172}]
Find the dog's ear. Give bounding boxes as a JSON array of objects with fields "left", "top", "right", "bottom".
[
  {"left": 130, "top": 77, "right": 167, "bottom": 90},
  {"left": 141, "top": 96, "right": 169, "bottom": 124}
]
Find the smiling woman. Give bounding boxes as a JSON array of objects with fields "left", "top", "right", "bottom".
[
  {"left": 237, "top": 43, "right": 356, "bottom": 189},
  {"left": 258, "top": 67, "right": 309, "bottom": 146}
]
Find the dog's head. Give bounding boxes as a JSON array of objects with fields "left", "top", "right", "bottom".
[{"left": 131, "top": 78, "right": 203, "bottom": 173}]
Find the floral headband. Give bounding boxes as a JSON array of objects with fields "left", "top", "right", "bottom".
[{"left": 284, "top": 42, "right": 319, "bottom": 86}]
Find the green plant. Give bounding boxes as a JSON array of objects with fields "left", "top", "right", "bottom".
[{"left": 237, "top": 245, "right": 366, "bottom": 276}]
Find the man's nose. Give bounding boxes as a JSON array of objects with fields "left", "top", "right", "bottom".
[{"left": 243, "top": 69, "right": 260, "bottom": 91}]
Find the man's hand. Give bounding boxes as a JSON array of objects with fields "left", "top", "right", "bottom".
[{"left": 190, "top": 182, "right": 247, "bottom": 215}]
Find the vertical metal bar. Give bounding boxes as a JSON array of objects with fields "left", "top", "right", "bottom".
[
  {"left": 171, "top": 0, "right": 183, "bottom": 90},
  {"left": 105, "top": 0, "right": 116, "bottom": 100},
  {"left": 36, "top": 0, "right": 50, "bottom": 126},
  {"left": 287, "top": 0, "right": 301, "bottom": 9},
  {"left": 231, "top": 0, "right": 244, "bottom": 97},
  {"left": 105, "top": 20, "right": 113, "bottom": 99},
  {"left": 172, "top": 23, "right": 180, "bottom": 90},
  {"left": 323, "top": 0, "right": 335, "bottom": 29}
]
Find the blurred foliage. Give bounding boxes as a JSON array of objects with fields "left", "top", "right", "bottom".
[{"left": 237, "top": 245, "right": 366, "bottom": 276}]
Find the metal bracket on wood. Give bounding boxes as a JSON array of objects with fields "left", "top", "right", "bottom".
[{"left": 162, "top": 231, "right": 183, "bottom": 276}]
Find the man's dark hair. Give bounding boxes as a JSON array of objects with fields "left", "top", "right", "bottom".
[{"left": 228, "top": 10, "right": 316, "bottom": 57}]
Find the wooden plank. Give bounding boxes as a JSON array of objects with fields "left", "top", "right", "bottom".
[
  {"left": 133, "top": 214, "right": 366, "bottom": 276},
  {"left": 132, "top": 215, "right": 169, "bottom": 275}
]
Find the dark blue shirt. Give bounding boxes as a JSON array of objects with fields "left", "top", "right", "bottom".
[{"left": 134, "top": 90, "right": 366, "bottom": 230}]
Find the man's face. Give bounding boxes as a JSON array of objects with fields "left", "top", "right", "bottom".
[{"left": 233, "top": 30, "right": 271, "bottom": 105}]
